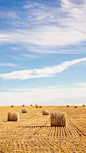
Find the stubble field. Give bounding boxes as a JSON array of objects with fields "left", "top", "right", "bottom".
[{"left": 0, "top": 106, "right": 86, "bottom": 153}]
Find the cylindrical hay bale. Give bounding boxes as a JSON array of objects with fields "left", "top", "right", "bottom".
[
  {"left": 74, "top": 106, "right": 77, "bottom": 108},
  {"left": 42, "top": 109, "right": 49, "bottom": 115},
  {"left": 67, "top": 105, "right": 69, "bottom": 107},
  {"left": 22, "top": 109, "right": 27, "bottom": 113},
  {"left": 30, "top": 104, "right": 32, "bottom": 106},
  {"left": 39, "top": 106, "right": 42, "bottom": 108},
  {"left": 8, "top": 112, "right": 19, "bottom": 121},
  {"left": 22, "top": 104, "right": 25, "bottom": 107},
  {"left": 11, "top": 105, "right": 14, "bottom": 107},
  {"left": 82, "top": 104, "right": 85, "bottom": 107},
  {"left": 51, "top": 111, "right": 67, "bottom": 127},
  {"left": 35, "top": 104, "right": 38, "bottom": 108}
]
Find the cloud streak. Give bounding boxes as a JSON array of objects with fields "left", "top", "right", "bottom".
[
  {"left": 0, "top": 57, "right": 86, "bottom": 80},
  {"left": 22, "top": 54, "right": 39, "bottom": 59},
  {"left": 0, "top": 63, "right": 16, "bottom": 67}
]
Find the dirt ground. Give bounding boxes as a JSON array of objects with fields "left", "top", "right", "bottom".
[{"left": 0, "top": 106, "right": 86, "bottom": 153}]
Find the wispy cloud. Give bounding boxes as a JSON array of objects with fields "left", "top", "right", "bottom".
[
  {"left": 0, "top": 25, "right": 85, "bottom": 47},
  {"left": 10, "top": 47, "right": 21, "bottom": 50},
  {"left": 24, "top": 2, "right": 44, "bottom": 9},
  {"left": 6, "top": 55, "right": 20, "bottom": 60},
  {"left": 22, "top": 54, "right": 39, "bottom": 58},
  {"left": 0, "top": 0, "right": 86, "bottom": 53},
  {"left": 0, "top": 63, "right": 16, "bottom": 67},
  {"left": 0, "top": 57, "right": 86, "bottom": 80},
  {"left": 0, "top": 11, "right": 18, "bottom": 19}
]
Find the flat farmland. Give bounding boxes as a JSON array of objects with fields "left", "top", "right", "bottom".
[{"left": 0, "top": 106, "right": 86, "bottom": 153}]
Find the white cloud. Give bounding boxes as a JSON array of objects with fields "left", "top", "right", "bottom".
[
  {"left": 0, "top": 63, "right": 16, "bottom": 67},
  {"left": 0, "top": 0, "right": 86, "bottom": 53},
  {"left": 0, "top": 57, "right": 86, "bottom": 80},
  {"left": 74, "top": 82, "right": 86, "bottom": 87},
  {"left": 0, "top": 83, "right": 86, "bottom": 106},
  {"left": 0, "top": 26, "right": 85, "bottom": 48}
]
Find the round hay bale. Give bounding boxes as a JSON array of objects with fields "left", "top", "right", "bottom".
[
  {"left": 39, "top": 106, "right": 42, "bottom": 108},
  {"left": 22, "top": 109, "right": 27, "bottom": 113},
  {"left": 74, "top": 106, "right": 77, "bottom": 108},
  {"left": 51, "top": 111, "right": 67, "bottom": 127},
  {"left": 42, "top": 109, "right": 49, "bottom": 115},
  {"left": 67, "top": 105, "right": 69, "bottom": 107},
  {"left": 35, "top": 104, "right": 38, "bottom": 108},
  {"left": 8, "top": 112, "right": 19, "bottom": 121},
  {"left": 22, "top": 104, "right": 25, "bottom": 107},
  {"left": 30, "top": 104, "right": 32, "bottom": 106},
  {"left": 82, "top": 104, "right": 85, "bottom": 107},
  {"left": 11, "top": 105, "right": 14, "bottom": 107}
]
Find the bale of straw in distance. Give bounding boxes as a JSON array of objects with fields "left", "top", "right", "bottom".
[
  {"left": 30, "top": 104, "right": 32, "bottom": 106},
  {"left": 42, "top": 109, "right": 49, "bottom": 115},
  {"left": 51, "top": 111, "right": 67, "bottom": 127},
  {"left": 67, "top": 105, "right": 69, "bottom": 107},
  {"left": 22, "top": 104, "right": 25, "bottom": 107},
  {"left": 74, "top": 106, "right": 77, "bottom": 108},
  {"left": 22, "top": 109, "right": 27, "bottom": 113},
  {"left": 39, "top": 106, "right": 42, "bottom": 108},
  {"left": 11, "top": 105, "right": 14, "bottom": 107},
  {"left": 35, "top": 104, "right": 38, "bottom": 108},
  {"left": 8, "top": 112, "right": 19, "bottom": 121},
  {"left": 82, "top": 104, "right": 85, "bottom": 107}
]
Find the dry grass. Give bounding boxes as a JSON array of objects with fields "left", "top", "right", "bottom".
[{"left": 51, "top": 111, "right": 67, "bottom": 127}]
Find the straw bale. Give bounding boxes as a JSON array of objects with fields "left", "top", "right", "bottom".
[
  {"left": 39, "top": 106, "right": 42, "bottom": 108},
  {"left": 51, "top": 111, "right": 67, "bottom": 127},
  {"left": 22, "top": 104, "right": 25, "bottom": 107},
  {"left": 8, "top": 112, "right": 19, "bottom": 121},
  {"left": 82, "top": 104, "right": 85, "bottom": 107},
  {"left": 11, "top": 105, "right": 14, "bottom": 107},
  {"left": 30, "top": 104, "right": 32, "bottom": 106},
  {"left": 67, "top": 105, "right": 69, "bottom": 107},
  {"left": 42, "top": 109, "right": 49, "bottom": 115},
  {"left": 22, "top": 109, "right": 27, "bottom": 113},
  {"left": 74, "top": 106, "right": 77, "bottom": 108},
  {"left": 35, "top": 104, "right": 38, "bottom": 108}
]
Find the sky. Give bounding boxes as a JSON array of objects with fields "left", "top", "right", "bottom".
[{"left": 0, "top": 0, "right": 86, "bottom": 106}]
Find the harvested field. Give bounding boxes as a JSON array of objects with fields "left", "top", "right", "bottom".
[{"left": 0, "top": 106, "right": 86, "bottom": 153}]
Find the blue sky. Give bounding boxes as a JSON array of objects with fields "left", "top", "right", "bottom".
[{"left": 0, "top": 0, "right": 86, "bottom": 106}]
